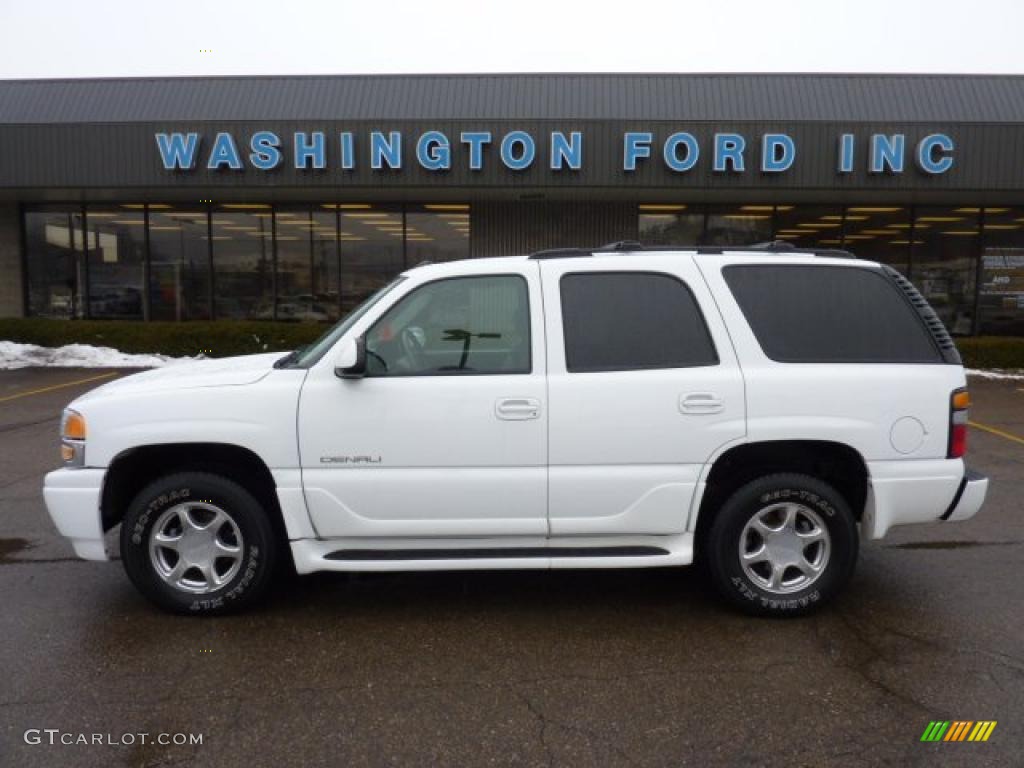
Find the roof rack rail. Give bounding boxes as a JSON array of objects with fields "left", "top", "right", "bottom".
[
  {"left": 594, "top": 240, "right": 645, "bottom": 252},
  {"left": 526, "top": 241, "right": 857, "bottom": 260},
  {"left": 527, "top": 247, "right": 593, "bottom": 260}
]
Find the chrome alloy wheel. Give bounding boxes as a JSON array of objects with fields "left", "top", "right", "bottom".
[
  {"left": 738, "top": 502, "right": 831, "bottom": 594},
  {"left": 148, "top": 502, "right": 243, "bottom": 594}
]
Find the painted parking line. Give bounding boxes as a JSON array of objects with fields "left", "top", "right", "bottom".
[
  {"left": 969, "top": 420, "right": 1024, "bottom": 447},
  {"left": 0, "top": 372, "right": 118, "bottom": 404}
]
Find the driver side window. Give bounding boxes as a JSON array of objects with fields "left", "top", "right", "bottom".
[{"left": 364, "top": 275, "right": 531, "bottom": 376}]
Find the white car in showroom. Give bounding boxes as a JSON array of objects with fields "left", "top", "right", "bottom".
[{"left": 44, "top": 243, "right": 988, "bottom": 616}]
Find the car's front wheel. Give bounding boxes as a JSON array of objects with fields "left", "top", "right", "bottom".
[
  {"left": 704, "top": 473, "right": 858, "bottom": 617},
  {"left": 120, "top": 472, "right": 278, "bottom": 615}
]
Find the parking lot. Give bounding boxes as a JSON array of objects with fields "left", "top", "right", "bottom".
[{"left": 1, "top": 367, "right": 1022, "bottom": 767}]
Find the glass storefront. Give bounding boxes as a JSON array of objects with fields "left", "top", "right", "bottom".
[
  {"left": 977, "top": 207, "right": 1024, "bottom": 335},
  {"left": 19, "top": 201, "right": 1023, "bottom": 335},
  {"left": 148, "top": 206, "right": 211, "bottom": 321},
  {"left": 704, "top": 205, "right": 774, "bottom": 246},
  {"left": 911, "top": 207, "right": 979, "bottom": 334},
  {"left": 638, "top": 205, "right": 703, "bottom": 245},
  {"left": 85, "top": 207, "right": 146, "bottom": 320},
  {"left": 772, "top": 205, "right": 844, "bottom": 250},
  {"left": 840, "top": 206, "right": 912, "bottom": 272},
  {"left": 24, "top": 203, "right": 470, "bottom": 323},
  {"left": 24, "top": 207, "right": 86, "bottom": 318},
  {"left": 336, "top": 204, "right": 405, "bottom": 316},
  {"left": 406, "top": 205, "right": 471, "bottom": 265}
]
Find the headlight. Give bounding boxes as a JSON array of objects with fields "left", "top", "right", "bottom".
[{"left": 60, "top": 409, "right": 87, "bottom": 467}]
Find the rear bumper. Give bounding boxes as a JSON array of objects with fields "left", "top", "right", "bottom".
[
  {"left": 864, "top": 459, "right": 988, "bottom": 539},
  {"left": 42, "top": 468, "right": 108, "bottom": 560},
  {"left": 941, "top": 468, "right": 989, "bottom": 523}
]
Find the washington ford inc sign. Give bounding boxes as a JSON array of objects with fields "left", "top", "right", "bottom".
[{"left": 155, "top": 129, "right": 956, "bottom": 175}]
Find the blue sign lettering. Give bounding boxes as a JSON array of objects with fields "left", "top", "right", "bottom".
[
  {"left": 870, "top": 134, "right": 906, "bottom": 174},
  {"left": 339, "top": 132, "right": 355, "bottom": 170},
  {"left": 713, "top": 134, "right": 746, "bottom": 173},
  {"left": 461, "top": 132, "right": 492, "bottom": 171},
  {"left": 294, "top": 132, "right": 326, "bottom": 170},
  {"left": 500, "top": 131, "right": 535, "bottom": 170},
  {"left": 249, "top": 131, "right": 281, "bottom": 170},
  {"left": 837, "top": 133, "right": 855, "bottom": 174},
  {"left": 550, "top": 131, "right": 582, "bottom": 170},
  {"left": 207, "top": 132, "right": 242, "bottom": 170},
  {"left": 663, "top": 132, "right": 699, "bottom": 173},
  {"left": 623, "top": 132, "right": 653, "bottom": 171},
  {"left": 761, "top": 134, "right": 795, "bottom": 173},
  {"left": 916, "top": 133, "right": 954, "bottom": 174},
  {"left": 156, "top": 132, "right": 199, "bottom": 170},
  {"left": 153, "top": 129, "right": 956, "bottom": 177},
  {"left": 371, "top": 131, "right": 402, "bottom": 170},
  {"left": 417, "top": 131, "right": 451, "bottom": 171}
]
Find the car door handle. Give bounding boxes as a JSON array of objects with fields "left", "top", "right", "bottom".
[
  {"left": 496, "top": 397, "right": 541, "bottom": 420},
  {"left": 679, "top": 392, "right": 725, "bottom": 414}
]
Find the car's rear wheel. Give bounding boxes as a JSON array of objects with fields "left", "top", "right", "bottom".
[
  {"left": 704, "top": 473, "right": 858, "bottom": 617},
  {"left": 120, "top": 472, "right": 277, "bottom": 615}
]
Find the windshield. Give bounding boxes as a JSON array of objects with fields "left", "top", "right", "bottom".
[{"left": 291, "top": 277, "right": 407, "bottom": 368}]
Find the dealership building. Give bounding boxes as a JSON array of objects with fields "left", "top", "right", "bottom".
[{"left": 1, "top": 73, "right": 1023, "bottom": 334}]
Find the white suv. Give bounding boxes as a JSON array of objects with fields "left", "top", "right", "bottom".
[{"left": 43, "top": 243, "right": 989, "bottom": 616}]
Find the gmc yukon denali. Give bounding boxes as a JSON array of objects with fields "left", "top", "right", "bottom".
[{"left": 43, "top": 244, "right": 989, "bottom": 616}]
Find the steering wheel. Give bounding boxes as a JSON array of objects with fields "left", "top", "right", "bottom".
[{"left": 400, "top": 326, "right": 426, "bottom": 370}]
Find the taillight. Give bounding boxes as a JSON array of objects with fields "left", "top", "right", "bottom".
[{"left": 948, "top": 388, "right": 970, "bottom": 459}]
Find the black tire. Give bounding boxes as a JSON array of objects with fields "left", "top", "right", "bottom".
[
  {"left": 703, "top": 473, "right": 858, "bottom": 617},
  {"left": 120, "top": 471, "right": 278, "bottom": 615}
]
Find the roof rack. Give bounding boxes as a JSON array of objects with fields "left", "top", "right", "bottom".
[{"left": 527, "top": 240, "right": 857, "bottom": 260}]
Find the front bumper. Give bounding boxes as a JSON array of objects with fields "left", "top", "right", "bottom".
[{"left": 42, "top": 468, "right": 108, "bottom": 560}]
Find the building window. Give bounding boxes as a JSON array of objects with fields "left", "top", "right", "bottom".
[
  {"left": 335, "top": 204, "right": 405, "bottom": 316},
  {"left": 405, "top": 204, "right": 471, "bottom": 265},
  {"left": 24, "top": 206, "right": 86, "bottom": 318},
  {"left": 704, "top": 205, "right": 773, "bottom": 246},
  {"left": 148, "top": 206, "right": 212, "bottom": 321},
  {"left": 978, "top": 207, "right": 1024, "bottom": 335},
  {"left": 638, "top": 204, "right": 703, "bottom": 245},
  {"left": 312, "top": 209, "right": 341, "bottom": 321},
  {"left": 911, "top": 207, "right": 980, "bottom": 335},
  {"left": 840, "top": 206, "right": 911, "bottom": 271},
  {"left": 85, "top": 206, "right": 146, "bottom": 319},
  {"left": 772, "top": 205, "right": 844, "bottom": 249},
  {"left": 211, "top": 205, "right": 274, "bottom": 319}
]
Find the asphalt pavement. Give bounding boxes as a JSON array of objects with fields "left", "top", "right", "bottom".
[{"left": 0, "top": 367, "right": 1022, "bottom": 767}]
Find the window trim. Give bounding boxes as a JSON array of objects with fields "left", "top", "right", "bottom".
[
  {"left": 722, "top": 263, "right": 946, "bottom": 365},
  {"left": 363, "top": 273, "right": 534, "bottom": 378},
  {"left": 559, "top": 269, "right": 720, "bottom": 374}
]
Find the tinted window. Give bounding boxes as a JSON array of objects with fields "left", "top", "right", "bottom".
[
  {"left": 365, "top": 275, "right": 531, "bottom": 376},
  {"left": 723, "top": 265, "right": 942, "bottom": 363},
  {"left": 560, "top": 272, "right": 718, "bottom": 372}
]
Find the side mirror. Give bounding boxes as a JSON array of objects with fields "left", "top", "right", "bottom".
[{"left": 334, "top": 336, "right": 367, "bottom": 379}]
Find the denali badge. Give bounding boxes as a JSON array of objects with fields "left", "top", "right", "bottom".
[{"left": 320, "top": 455, "right": 383, "bottom": 465}]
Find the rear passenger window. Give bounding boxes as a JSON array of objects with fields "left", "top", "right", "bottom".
[
  {"left": 560, "top": 272, "right": 718, "bottom": 372},
  {"left": 723, "top": 265, "right": 942, "bottom": 363}
]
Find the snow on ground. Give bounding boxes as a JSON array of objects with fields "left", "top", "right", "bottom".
[
  {"left": 965, "top": 368, "right": 1024, "bottom": 380},
  {"left": 0, "top": 341, "right": 199, "bottom": 370}
]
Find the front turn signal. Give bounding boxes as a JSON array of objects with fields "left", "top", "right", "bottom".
[{"left": 61, "top": 409, "right": 87, "bottom": 440}]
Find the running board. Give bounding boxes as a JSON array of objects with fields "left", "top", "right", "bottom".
[
  {"left": 289, "top": 534, "right": 694, "bottom": 574},
  {"left": 324, "top": 545, "right": 668, "bottom": 561}
]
